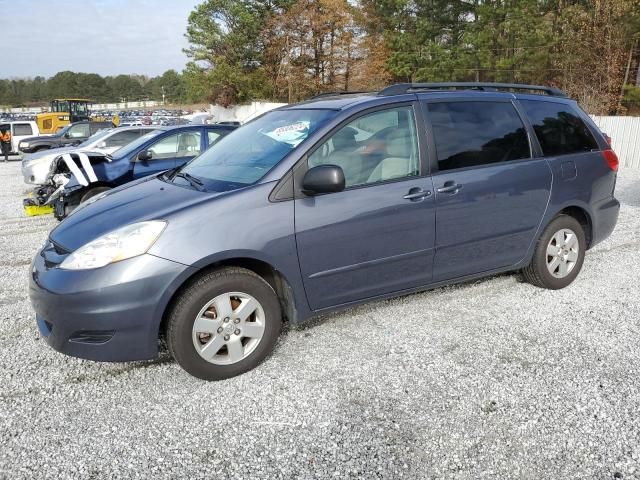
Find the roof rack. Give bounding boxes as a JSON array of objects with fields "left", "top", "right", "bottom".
[
  {"left": 310, "top": 91, "right": 373, "bottom": 100},
  {"left": 379, "top": 82, "right": 566, "bottom": 97}
]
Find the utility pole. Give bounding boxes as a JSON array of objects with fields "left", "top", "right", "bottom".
[{"left": 161, "top": 86, "right": 166, "bottom": 105}]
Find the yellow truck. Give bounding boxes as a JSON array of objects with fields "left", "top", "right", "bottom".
[{"left": 36, "top": 99, "right": 119, "bottom": 134}]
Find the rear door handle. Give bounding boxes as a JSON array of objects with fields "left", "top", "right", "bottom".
[
  {"left": 436, "top": 182, "right": 462, "bottom": 194},
  {"left": 403, "top": 189, "right": 432, "bottom": 201}
]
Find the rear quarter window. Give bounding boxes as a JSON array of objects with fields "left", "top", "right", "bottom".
[
  {"left": 427, "top": 101, "right": 531, "bottom": 171},
  {"left": 520, "top": 100, "right": 598, "bottom": 156}
]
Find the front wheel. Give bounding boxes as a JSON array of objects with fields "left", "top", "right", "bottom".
[
  {"left": 167, "top": 267, "right": 282, "bottom": 380},
  {"left": 522, "top": 214, "right": 586, "bottom": 289}
]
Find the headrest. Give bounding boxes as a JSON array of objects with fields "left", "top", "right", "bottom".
[
  {"left": 333, "top": 126, "right": 357, "bottom": 151},
  {"left": 386, "top": 136, "right": 412, "bottom": 158}
]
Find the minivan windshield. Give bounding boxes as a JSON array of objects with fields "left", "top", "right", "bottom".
[{"left": 178, "top": 109, "right": 337, "bottom": 189}]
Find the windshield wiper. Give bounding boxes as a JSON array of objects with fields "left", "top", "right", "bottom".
[
  {"left": 161, "top": 166, "right": 178, "bottom": 181},
  {"left": 173, "top": 171, "right": 205, "bottom": 191}
]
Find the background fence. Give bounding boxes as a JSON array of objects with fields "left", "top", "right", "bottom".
[{"left": 592, "top": 116, "right": 640, "bottom": 168}]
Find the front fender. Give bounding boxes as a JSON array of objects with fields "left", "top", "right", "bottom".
[{"left": 147, "top": 182, "right": 313, "bottom": 320}]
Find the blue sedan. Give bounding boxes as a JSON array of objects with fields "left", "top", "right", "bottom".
[{"left": 42, "top": 124, "right": 236, "bottom": 219}]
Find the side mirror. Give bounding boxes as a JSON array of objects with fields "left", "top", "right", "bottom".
[
  {"left": 137, "top": 150, "right": 152, "bottom": 162},
  {"left": 302, "top": 165, "right": 345, "bottom": 195},
  {"left": 63, "top": 132, "right": 71, "bottom": 139},
  {"left": 96, "top": 141, "right": 107, "bottom": 149}
]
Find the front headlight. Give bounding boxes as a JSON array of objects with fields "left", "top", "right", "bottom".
[
  {"left": 20, "top": 142, "right": 30, "bottom": 148},
  {"left": 59, "top": 221, "right": 167, "bottom": 270}
]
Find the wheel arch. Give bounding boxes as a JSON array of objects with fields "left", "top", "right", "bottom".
[
  {"left": 555, "top": 205, "right": 593, "bottom": 248},
  {"left": 158, "top": 256, "right": 298, "bottom": 342}
]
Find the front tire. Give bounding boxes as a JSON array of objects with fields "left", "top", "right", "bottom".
[
  {"left": 167, "top": 267, "right": 282, "bottom": 380},
  {"left": 522, "top": 214, "right": 586, "bottom": 289}
]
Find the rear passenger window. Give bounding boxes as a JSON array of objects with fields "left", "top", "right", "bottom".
[
  {"left": 13, "top": 124, "right": 33, "bottom": 136},
  {"left": 520, "top": 100, "right": 598, "bottom": 156},
  {"left": 428, "top": 102, "right": 530, "bottom": 171}
]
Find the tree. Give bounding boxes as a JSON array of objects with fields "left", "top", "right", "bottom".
[
  {"left": 183, "top": 0, "right": 285, "bottom": 105},
  {"left": 263, "top": 0, "right": 362, "bottom": 102}
]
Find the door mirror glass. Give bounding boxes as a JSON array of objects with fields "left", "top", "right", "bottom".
[
  {"left": 137, "top": 150, "right": 153, "bottom": 162},
  {"left": 302, "top": 165, "right": 345, "bottom": 195}
]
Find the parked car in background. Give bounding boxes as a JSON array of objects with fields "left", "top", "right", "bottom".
[
  {"left": 18, "top": 121, "right": 113, "bottom": 154},
  {"left": 0, "top": 120, "right": 40, "bottom": 156},
  {"left": 29, "top": 83, "right": 620, "bottom": 381},
  {"left": 21, "top": 126, "right": 158, "bottom": 185},
  {"left": 31, "top": 123, "right": 236, "bottom": 219}
]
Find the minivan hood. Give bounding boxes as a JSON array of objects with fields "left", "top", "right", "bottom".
[{"left": 50, "top": 176, "right": 220, "bottom": 251}]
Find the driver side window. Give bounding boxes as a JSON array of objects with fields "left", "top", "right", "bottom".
[
  {"left": 148, "top": 132, "right": 201, "bottom": 160},
  {"left": 308, "top": 106, "right": 419, "bottom": 188}
]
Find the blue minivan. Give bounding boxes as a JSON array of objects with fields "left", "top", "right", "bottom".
[{"left": 29, "top": 83, "right": 620, "bottom": 380}]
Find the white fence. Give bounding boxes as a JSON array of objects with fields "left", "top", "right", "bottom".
[
  {"left": 89, "top": 101, "right": 160, "bottom": 111},
  {"left": 208, "top": 102, "right": 287, "bottom": 123},
  {"left": 592, "top": 116, "right": 640, "bottom": 168}
]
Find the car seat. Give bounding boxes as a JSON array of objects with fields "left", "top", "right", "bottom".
[
  {"left": 366, "top": 134, "right": 417, "bottom": 183},
  {"left": 177, "top": 134, "right": 199, "bottom": 157}
]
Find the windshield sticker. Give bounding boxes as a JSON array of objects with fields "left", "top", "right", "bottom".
[{"left": 262, "top": 121, "right": 310, "bottom": 146}]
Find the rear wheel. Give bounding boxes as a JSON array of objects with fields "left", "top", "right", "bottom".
[
  {"left": 522, "top": 214, "right": 586, "bottom": 289},
  {"left": 167, "top": 267, "right": 282, "bottom": 380}
]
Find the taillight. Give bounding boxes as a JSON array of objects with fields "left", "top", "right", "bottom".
[{"left": 602, "top": 149, "right": 619, "bottom": 171}]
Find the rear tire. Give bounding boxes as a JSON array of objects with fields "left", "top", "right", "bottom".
[
  {"left": 167, "top": 267, "right": 282, "bottom": 380},
  {"left": 522, "top": 214, "right": 586, "bottom": 289}
]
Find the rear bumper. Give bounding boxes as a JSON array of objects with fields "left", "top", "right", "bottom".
[
  {"left": 29, "top": 251, "right": 195, "bottom": 362},
  {"left": 590, "top": 195, "right": 620, "bottom": 248}
]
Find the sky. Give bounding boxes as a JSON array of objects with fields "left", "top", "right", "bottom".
[{"left": 0, "top": 0, "right": 203, "bottom": 78}]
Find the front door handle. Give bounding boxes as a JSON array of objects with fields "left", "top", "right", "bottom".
[
  {"left": 403, "top": 188, "right": 432, "bottom": 201},
  {"left": 436, "top": 181, "right": 462, "bottom": 194}
]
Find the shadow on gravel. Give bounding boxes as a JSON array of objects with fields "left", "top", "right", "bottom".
[
  {"left": 615, "top": 178, "right": 640, "bottom": 207},
  {"left": 292, "top": 271, "right": 515, "bottom": 333},
  {"left": 63, "top": 353, "right": 174, "bottom": 386}
]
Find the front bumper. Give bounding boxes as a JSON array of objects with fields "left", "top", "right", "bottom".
[
  {"left": 20, "top": 146, "right": 39, "bottom": 154},
  {"left": 29, "top": 248, "right": 195, "bottom": 362}
]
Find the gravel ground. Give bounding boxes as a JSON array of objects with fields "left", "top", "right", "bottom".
[{"left": 1, "top": 160, "right": 640, "bottom": 479}]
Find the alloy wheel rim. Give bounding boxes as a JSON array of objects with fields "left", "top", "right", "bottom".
[
  {"left": 546, "top": 228, "right": 579, "bottom": 279},
  {"left": 191, "top": 291, "right": 265, "bottom": 365}
]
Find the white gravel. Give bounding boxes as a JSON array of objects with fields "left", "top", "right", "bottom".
[{"left": 1, "top": 160, "right": 640, "bottom": 479}]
